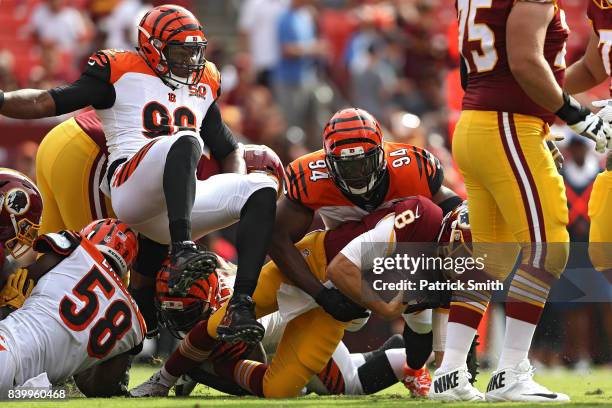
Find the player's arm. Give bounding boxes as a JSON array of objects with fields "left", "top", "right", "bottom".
[
  {"left": 420, "top": 149, "right": 462, "bottom": 215},
  {"left": 327, "top": 216, "right": 405, "bottom": 320},
  {"left": 268, "top": 195, "right": 321, "bottom": 295},
  {"left": 73, "top": 352, "right": 133, "bottom": 397},
  {"left": 199, "top": 102, "right": 246, "bottom": 174},
  {"left": 565, "top": 30, "right": 609, "bottom": 94},
  {"left": 0, "top": 55, "right": 115, "bottom": 119}
]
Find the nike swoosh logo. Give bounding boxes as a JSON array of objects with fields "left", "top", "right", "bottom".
[{"left": 521, "top": 393, "right": 559, "bottom": 399}]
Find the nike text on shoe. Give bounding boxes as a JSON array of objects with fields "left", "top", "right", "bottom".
[
  {"left": 217, "top": 293, "right": 264, "bottom": 345},
  {"left": 129, "top": 372, "right": 170, "bottom": 397},
  {"left": 485, "top": 359, "right": 570, "bottom": 402},
  {"left": 167, "top": 241, "right": 218, "bottom": 297},
  {"left": 429, "top": 364, "right": 484, "bottom": 401}
]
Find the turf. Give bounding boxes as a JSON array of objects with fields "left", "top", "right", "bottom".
[{"left": 3, "top": 365, "right": 610, "bottom": 407}]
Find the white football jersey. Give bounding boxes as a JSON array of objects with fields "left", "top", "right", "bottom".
[
  {"left": 0, "top": 236, "right": 145, "bottom": 385},
  {"left": 86, "top": 49, "right": 220, "bottom": 164}
]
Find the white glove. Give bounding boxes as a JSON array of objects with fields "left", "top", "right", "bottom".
[
  {"left": 593, "top": 99, "right": 612, "bottom": 123},
  {"left": 567, "top": 112, "right": 611, "bottom": 153}
]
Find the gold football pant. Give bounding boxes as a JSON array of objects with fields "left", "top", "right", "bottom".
[
  {"left": 452, "top": 111, "right": 569, "bottom": 281},
  {"left": 589, "top": 169, "right": 612, "bottom": 274},
  {"left": 36, "top": 118, "right": 114, "bottom": 234},
  {"left": 207, "top": 230, "right": 348, "bottom": 397}
]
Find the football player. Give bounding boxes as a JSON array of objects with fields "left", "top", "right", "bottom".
[
  {"left": 431, "top": 0, "right": 611, "bottom": 402},
  {"left": 130, "top": 195, "right": 447, "bottom": 398},
  {"left": 563, "top": 0, "right": 612, "bottom": 281},
  {"left": 267, "top": 107, "right": 463, "bottom": 394},
  {"left": 0, "top": 171, "right": 144, "bottom": 397},
  {"left": 0, "top": 5, "right": 278, "bottom": 344}
]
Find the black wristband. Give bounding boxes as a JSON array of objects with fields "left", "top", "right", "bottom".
[
  {"left": 0, "top": 90, "right": 4, "bottom": 109},
  {"left": 555, "top": 92, "right": 589, "bottom": 125},
  {"left": 438, "top": 195, "right": 463, "bottom": 216}
]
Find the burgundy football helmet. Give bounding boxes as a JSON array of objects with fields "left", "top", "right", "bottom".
[
  {"left": 0, "top": 169, "right": 43, "bottom": 258},
  {"left": 243, "top": 144, "right": 285, "bottom": 198}
]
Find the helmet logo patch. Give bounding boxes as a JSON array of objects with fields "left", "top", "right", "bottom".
[
  {"left": 5, "top": 188, "right": 29, "bottom": 216},
  {"left": 340, "top": 146, "right": 364, "bottom": 157}
]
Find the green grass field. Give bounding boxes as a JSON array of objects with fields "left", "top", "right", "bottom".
[{"left": 3, "top": 365, "right": 611, "bottom": 407}]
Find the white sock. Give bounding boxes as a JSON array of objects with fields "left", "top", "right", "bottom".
[
  {"left": 438, "top": 322, "right": 477, "bottom": 372},
  {"left": 159, "top": 367, "right": 179, "bottom": 387},
  {"left": 385, "top": 348, "right": 408, "bottom": 380},
  {"left": 498, "top": 317, "right": 536, "bottom": 370}
]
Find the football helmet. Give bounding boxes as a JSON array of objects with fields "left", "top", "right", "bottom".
[
  {"left": 243, "top": 144, "right": 285, "bottom": 199},
  {"left": 592, "top": 0, "right": 612, "bottom": 9},
  {"left": 156, "top": 261, "right": 220, "bottom": 339},
  {"left": 323, "top": 108, "right": 386, "bottom": 196},
  {"left": 437, "top": 201, "right": 472, "bottom": 267},
  {"left": 137, "top": 5, "right": 207, "bottom": 89},
  {"left": 0, "top": 168, "right": 43, "bottom": 258},
  {"left": 80, "top": 218, "right": 139, "bottom": 278}
]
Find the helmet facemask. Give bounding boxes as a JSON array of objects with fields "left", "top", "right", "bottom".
[
  {"left": 5, "top": 216, "right": 39, "bottom": 259},
  {"left": 162, "top": 39, "right": 207, "bottom": 88},
  {"left": 156, "top": 298, "right": 211, "bottom": 339},
  {"left": 326, "top": 145, "right": 386, "bottom": 196}
]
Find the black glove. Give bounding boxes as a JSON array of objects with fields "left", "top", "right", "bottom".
[{"left": 314, "top": 287, "right": 370, "bottom": 322}]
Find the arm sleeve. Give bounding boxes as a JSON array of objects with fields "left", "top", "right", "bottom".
[
  {"left": 48, "top": 74, "right": 116, "bottom": 114},
  {"left": 199, "top": 102, "right": 238, "bottom": 160},
  {"left": 460, "top": 56, "right": 468, "bottom": 91},
  {"left": 340, "top": 215, "right": 397, "bottom": 270}
]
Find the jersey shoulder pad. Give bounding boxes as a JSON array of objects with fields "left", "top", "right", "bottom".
[
  {"left": 85, "top": 49, "right": 153, "bottom": 84},
  {"left": 199, "top": 61, "right": 222, "bottom": 100},
  {"left": 33, "top": 230, "right": 82, "bottom": 256},
  {"left": 284, "top": 149, "right": 332, "bottom": 208},
  {"left": 386, "top": 142, "right": 443, "bottom": 197},
  {"left": 392, "top": 195, "right": 443, "bottom": 243}
]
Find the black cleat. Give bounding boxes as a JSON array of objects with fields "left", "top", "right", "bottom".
[
  {"left": 217, "top": 293, "right": 264, "bottom": 345},
  {"left": 167, "top": 241, "right": 218, "bottom": 297}
]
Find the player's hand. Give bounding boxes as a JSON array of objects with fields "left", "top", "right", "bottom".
[
  {"left": 593, "top": 99, "right": 612, "bottom": 123},
  {"left": 556, "top": 93, "right": 611, "bottom": 153},
  {"left": 0, "top": 268, "right": 34, "bottom": 309},
  {"left": 314, "top": 287, "right": 370, "bottom": 322}
]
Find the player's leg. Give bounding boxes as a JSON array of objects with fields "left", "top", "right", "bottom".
[
  {"left": 431, "top": 110, "right": 516, "bottom": 401},
  {"left": 483, "top": 113, "right": 569, "bottom": 402},
  {"left": 188, "top": 172, "right": 278, "bottom": 343},
  {"left": 110, "top": 131, "right": 215, "bottom": 298},
  {"left": 588, "top": 156, "right": 612, "bottom": 282},
  {"left": 402, "top": 310, "right": 433, "bottom": 397}
]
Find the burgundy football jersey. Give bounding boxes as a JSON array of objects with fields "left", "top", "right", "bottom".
[
  {"left": 323, "top": 196, "right": 443, "bottom": 263},
  {"left": 457, "top": 0, "right": 569, "bottom": 124},
  {"left": 587, "top": 1, "right": 612, "bottom": 95}
]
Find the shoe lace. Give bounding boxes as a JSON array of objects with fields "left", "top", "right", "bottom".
[{"left": 515, "top": 365, "right": 536, "bottom": 383}]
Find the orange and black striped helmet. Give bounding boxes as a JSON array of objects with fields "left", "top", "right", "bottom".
[
  {"left": 137, "top": 5, "right": 207, "bottom": 89},
  {"left": 322, "top": 108, "right": 386, "bottom": 196},
  {"left": 155, "top": 259, "right": 220, "bottom": 339}
]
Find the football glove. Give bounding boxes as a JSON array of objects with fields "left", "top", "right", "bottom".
[
  {"left": 314, "top": 287, "right": 370, "bottom": 322},
  {"left": 593, "top": 99, "right": 612, "bottom": 123},
  {"left": 0, "top": 268, "right": 34, "bottom": 309},
  {"left": 556, "top": 92, "right": 611, "bottom": 153}
]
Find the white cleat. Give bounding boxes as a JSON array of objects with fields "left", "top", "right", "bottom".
[
  {"left": 485, "top": 359, "right": 570, "bottom": 402},
  {"left": 428, "top": 364, "right": 484, "bottom": 401},
  {"left": 129, "top": 371, "right": 171, "bottom": 397}
]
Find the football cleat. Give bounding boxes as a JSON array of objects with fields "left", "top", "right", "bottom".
[
  {"left": 429, "top": 364, "right": 484, "bottom": 401},
  {"left": 129, "top": 371, "right": 170, "bottom": 397},
  {"left": 485, "top": 359, "right": 570, "bottom": 402},
  {"left": 174, "top": 375, "right": 197, "bottom": 397},
  {"left": 403, "top": 365, "right": 432, "bottom": 398},
  {"left": 217, "top": 293, "right": 264, "bottom": 345},
  {"left": 167, "top": 241, "right": 218, "bottom": 297}
]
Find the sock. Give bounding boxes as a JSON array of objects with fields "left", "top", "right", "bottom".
[
  {"left": 215, "top": 359, "right": 267, "bottom": 397},
  {"left": 128, "top": 285, "right": 157, "bottom": 334},
  {"left": 317, "top": 358, "right": 347, "bottom": 395},
  {"left": 362, "top": 334, "right": 404, "bottom": 362},
  {"left": 385, "top": 348, "right": 408, "bottom": 380},
  {"left": 402, "top": 324, "right": 432, "bottom": 370},
  {"left": 158, "top": 367, "right": 179, "bottom": 388},
  {"left": 357, "top": 350, "right": 399, "bottom": 394},
  {"left": 233, "top": 188, "right": 277, "bottom": 295},
  {"left": 164, "top": 320, "right": 216, "bottom": 377},
  {"left": 499, "top": 263, "right": 553, "bottom": 369},
  {"left": 163, "top": 135, "right": 201, "bottom": 243},
  {"left": 438, "top": 322, "right": 478, "bottom": 372}
]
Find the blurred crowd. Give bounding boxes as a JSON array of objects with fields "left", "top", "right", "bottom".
[{"left": 0, "top": 0, "right": 609, "bottom": 370}]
